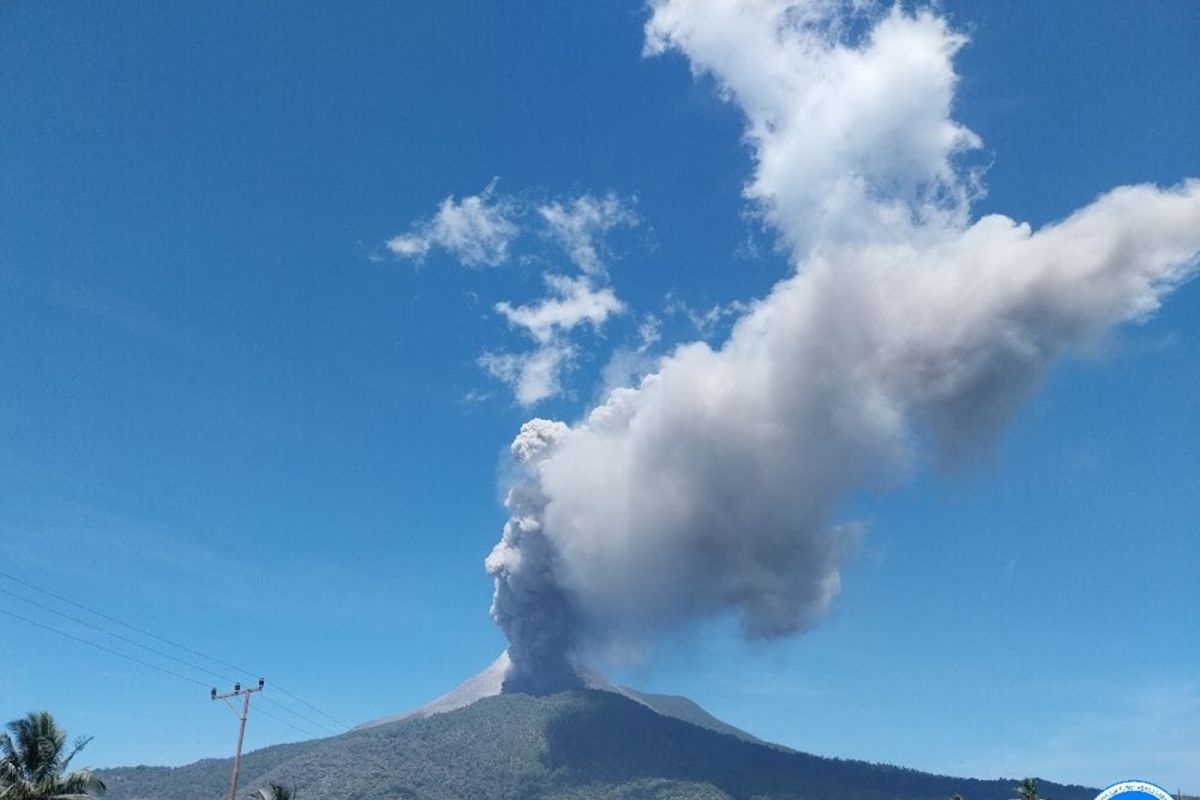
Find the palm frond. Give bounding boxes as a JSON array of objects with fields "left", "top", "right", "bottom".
[
  {"left": 56, "top": 740, "right": 91, "bottom": 777},
  {"left": 0, "top": 714, "right": 103, "bottom": 800},
  {"left": 58, "top": 769, "right": 104, "bottom": 798},
  {"left": 249, "top": 782, "right": 294, "bottom": 800}
]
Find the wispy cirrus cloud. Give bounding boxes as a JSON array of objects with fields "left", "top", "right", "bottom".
[
  {"left": 478, "top": 345, "right": 575, "bottom": 408},
  {"left": 387, "top": 178, "right": 519, "bottom": 268},
  {"left": 386, "top": 185, "right": 639, "bottom": 405},
  {"left": 948, "top": 679, "right": 1200, "bottom": 789},
  {"left": 495, "top": 275, "right": 625, "bottom": 345},
  {"left": 538, "top": 192, "right": 639, "bottom": 277},
  {"left": 484, "top": 275, "right": 626, "bottom": 406}
]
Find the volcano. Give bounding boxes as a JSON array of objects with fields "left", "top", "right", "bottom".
[
  {"left": 354, "top": 652, "right": 761, "bottom": 744},
  {"left": 101, "top": 657, "right": 1098, "bottom": 800}
]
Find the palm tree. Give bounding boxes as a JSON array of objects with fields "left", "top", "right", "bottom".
[
  {"left": 1015, "top": 778, "right": 1043, "bottom": 800},
  {"left": 0, "top": 712, "right": 105, "bottom": 800},
  {"left": 249, "top": 784, "right": 295, "bottom": 800}
]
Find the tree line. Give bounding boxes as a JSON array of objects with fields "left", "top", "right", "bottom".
[
  {"left": 0, "top": 712, "right": 293, "bottom": 800},
  {"left": 0, "top": 709, "right": 1053, "bottom": 800}
]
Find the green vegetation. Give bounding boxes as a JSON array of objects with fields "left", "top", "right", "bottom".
[
  {"left": 1015, "top": 779, "right": 1044, "bottom": 800},
  {"left": 249, "top": 783, "right": 296, "bottom": 800},
  {"left": 99, "top": 690, "right": 1099, "bottom": 800},
  {"left": 0, "top": 711, "right": 106, "bottom": 800}
]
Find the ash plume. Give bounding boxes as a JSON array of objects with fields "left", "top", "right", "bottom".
[
  {"left": 485, "top": 0, "right": 1200, "bottom": 689},
  {"left": 486, "top": 420, "right": 584, "bottom": 693}
]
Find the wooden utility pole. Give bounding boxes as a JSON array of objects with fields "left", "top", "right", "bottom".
[{"left": 211, "top": 679, "right": 265, "bottom": 800}]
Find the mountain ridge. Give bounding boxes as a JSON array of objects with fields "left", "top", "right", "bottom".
[
  {"left": 355, "top": 653, "right": 762, "bottom": 743},
  {"left": 101, "top": 689, "right": 1099, "bottom": 800}
]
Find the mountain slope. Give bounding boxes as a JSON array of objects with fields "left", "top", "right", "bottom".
[
  {"left": 355, "top": 653, "right": 761, "bottom": 743},
  {"left": 609, "top": 686, "right": 763, "bottom": 744},
  {"left": 102, "top": 690, "right": 1097, "bottom": 800}
]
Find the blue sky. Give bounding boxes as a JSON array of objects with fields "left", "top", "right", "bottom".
[{"left": 1, "top": 0, "right": 1198, "bottom": 790}]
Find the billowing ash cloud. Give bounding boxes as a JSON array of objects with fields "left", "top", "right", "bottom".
[
  {"left": 485, "top": 420, "right": 584, "bottom": 693},
  {"left": 486, "top": 0, "right": 1200, "bottom": 691}
]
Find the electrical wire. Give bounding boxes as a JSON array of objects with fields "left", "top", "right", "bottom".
[
  {"left": 2, "top": 598, "right": 351, "bottom": 757},
  {"left": 0, "top": 569, "right": 256, "bottom": 677},
  {"left": 253, "top": 705, "right": 326, "bottom": 740},
  {"left": 270, "top": 684, "right": 350, "bottom": 731},
  {"left": 0, "top": 605, "right": 210, "bottom": 688},
  {"left": 258, "top": 696, "right": 340, "bottom": 737},
  {"left": 0, "top": 570, "right": 352, "bottom": 734},
  {"left": 0, "top": 585, "right": 241, "bottom": 686}
]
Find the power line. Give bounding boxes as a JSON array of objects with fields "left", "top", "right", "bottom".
[
  {"left": 3, "top": 599, "right": 348, "bottom": 746},
  {"left": 270, "top": 685, "right": 350, "bottom": 730},
  {"left": 0, "top": 605, "right": 210, "bottom": 688},
  {"left": 0, "top": 569, "right": 256, "bottom": 678},
  {"left": 258, "top": 695, "right": 339, "bottom": 737},
  {"left": 0, "top": 600, "right": 335, "bottom": 731},
  {"left": 0, "top": 570, "right": 350, "bottom": 734},
  {"left": 0, "top": 585, "right": 240, "bottom": 685},
  {"left": 253, "top": 705, "right": 327, "bottom": 740}
]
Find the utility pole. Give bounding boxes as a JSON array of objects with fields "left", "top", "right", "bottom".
[{"left": 211, "top": 679, "right": 264, "bottom": 800}]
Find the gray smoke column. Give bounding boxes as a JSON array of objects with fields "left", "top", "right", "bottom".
[
  {"left": 485, "top": 419, "right": 584, "bottom": 693},
  {"left": 485, "top": 0, "right": 1200, "bottom": 689}
]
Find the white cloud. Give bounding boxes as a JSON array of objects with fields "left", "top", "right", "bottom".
[
  {"left": 645, "top": 0, "right": 981, "bottom": 255},
  {"left": 486, "top": 275, "right": 626, "bottom": 407},
  {"left": 487, "top": 0, "right": 1200, "bottom": 698},
  {"left": 598, "top": 348, "right": 656, "bottom": 400},
  {"left": 386, "top": 186, "right": 637, "bottom": 274},
  {"left": 387, "top": 178, "right": 519, "bottom": 267},
  {"left": 494, "top": 177, "right": 1200, "bottom": 683},
  {"left": 388, "top": 185, "right": 640, "bottom": 405},
  {"left": 538, "top": 193, "right": 639, "bottom": 276},
  {"left": 479, "top": 344, "right": 575, "bottom": 407},
  {"left": 637, "top": 314, "right": 661, "bottom": 353},
  {"left": 597, "top": 314, "right": 666, "bottom": 400},
  {"left": 513, "top": 181, "right": 1200, "bottom": 650},
  {"left": 495, "top": 275, "right": 624, "bottom": 344},
  {"left": 663, "top": 293, "right": 752, "bottom": 338}
]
